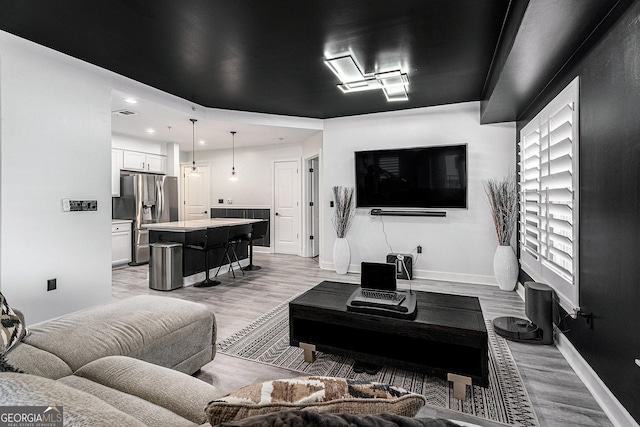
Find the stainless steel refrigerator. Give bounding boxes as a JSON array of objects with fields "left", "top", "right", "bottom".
[{"left": 112, "top": 174, "right": 179, "bottom": 265}]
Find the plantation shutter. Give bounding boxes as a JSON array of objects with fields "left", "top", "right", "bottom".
[{"left": 519, "top": 77, "right": 579, "bottom": 313}]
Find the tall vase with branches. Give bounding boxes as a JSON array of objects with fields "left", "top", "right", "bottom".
[
  {"left": 484, "top": 175, "right": 519, "bottom": 291},
  {"left": 332, "top": 186, "right": 355, "bottom": 274}
]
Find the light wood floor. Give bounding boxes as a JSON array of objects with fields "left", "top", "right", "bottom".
[{"left": 112, "top": 253, "right": 611, "bottom": 427}]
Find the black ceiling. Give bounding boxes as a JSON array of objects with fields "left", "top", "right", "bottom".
[{"left": 0, "top": 0, "right": 632, "bottom": 121}]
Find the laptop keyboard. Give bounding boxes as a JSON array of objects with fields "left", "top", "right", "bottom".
[{"left": 360, "top": 290, "right": 404, "bottom": 301}]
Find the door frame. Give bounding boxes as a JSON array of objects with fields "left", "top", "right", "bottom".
[
  {"left": 302, "top": 152, "right": 321, "bottom": 258},
  {"left": 271, "top": 157, "right": 302, "bottom": 256},
  {"left": 180, "top": 162, "right": 211, "bottom": 220}
]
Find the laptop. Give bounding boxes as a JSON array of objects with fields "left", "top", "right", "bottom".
[{"left": 352, "top": 262, "right": 405, "bottom": 306}]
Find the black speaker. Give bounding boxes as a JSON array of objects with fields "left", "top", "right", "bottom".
[{"left": 493, "top": 281, "right": 554, "bottom": 344}]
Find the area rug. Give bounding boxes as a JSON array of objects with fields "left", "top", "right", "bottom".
[{"left": 218, "top": 298, "right": 539, "bottom": 427}]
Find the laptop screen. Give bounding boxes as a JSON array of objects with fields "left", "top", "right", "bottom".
[{"left": 360, "top": 262, "right": 397, "bottom": 291}]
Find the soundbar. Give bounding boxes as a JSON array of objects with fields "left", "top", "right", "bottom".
[{"left": 370, "top": 209, "right": 447, "bottom": 217}]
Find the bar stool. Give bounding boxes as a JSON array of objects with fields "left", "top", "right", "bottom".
[
  {"left": 242, "top": 220, "right": 269, "bottom": 271},
  {"left": 187, "top": 226, "right": 229, "bottom": 288},
  {"left": 219, "top": 223, "right": 252, "bottom": 278}
]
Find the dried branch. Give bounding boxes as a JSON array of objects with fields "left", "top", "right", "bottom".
[
  {"left": 331, "top": 186, "right": 355, "bottom": 238},
  {"left": 483, "top": 176, "right": 518, "bottom": 246}
]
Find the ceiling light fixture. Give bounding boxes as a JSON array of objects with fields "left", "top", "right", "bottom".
[
  {"left": 229, "top": 131, "right": 238, "bottom": 181},
  {"left": 324, "top": 54, "right": 409, "bottom": 102},
  {"left": 188, "top": 119, "right": 199, "bottom": 176},
  {"left": 145, "top": 128, "right": 155, "bottom": 134},
  {"left": 123, "top": 98, "right": 138, "bottom": 104}
]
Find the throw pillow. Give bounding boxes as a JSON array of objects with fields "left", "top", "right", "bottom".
[
  {"left": 205, "top": 376, "right": 426, "bottom": 426},
  {"left": 217, "top": 410, "right": 461, "bottom": 427},
  {"left": 0, "top": 353, "right": 23, "bottom": 373},
  {"left": 1, "top": 291, "right": 27, "bottom": 355}
]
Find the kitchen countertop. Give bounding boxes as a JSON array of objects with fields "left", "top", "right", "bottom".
[
  {"left": 112, "top": 219, "right": 133, "bottom": 224},
  {"left": 142, "top": 218, "right": 261, "bottom": 232}
]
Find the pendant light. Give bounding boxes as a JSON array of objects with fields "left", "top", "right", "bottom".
[
  {"left": 188, "top": 119, "right": 199, "bottom": 176},
  {"left": 229, "top": 131, "right": 238, "bottom": 181}
]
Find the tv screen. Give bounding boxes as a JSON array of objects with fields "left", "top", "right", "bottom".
[{"left": 355, "top": 145, "right": 467, "bottom": 209}]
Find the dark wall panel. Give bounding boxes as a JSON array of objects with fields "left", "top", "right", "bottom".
[{"left": 516, "top": 2, "right": 640, "bottom": 421}]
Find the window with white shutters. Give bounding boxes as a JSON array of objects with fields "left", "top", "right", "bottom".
[{"left": 519, "top": 77, "right": 579, "bottom": 313}]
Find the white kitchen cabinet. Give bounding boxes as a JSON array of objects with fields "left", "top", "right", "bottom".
[
  {"left": 112, "top": 221, "right": 132, "bottom": 266},
  {"left": 111, "top": 149, "right": 123, "bottom": 197},
  {"left": 122, "top": 150, "right": 147, "bottom": 171},
  {"left": 122, "top": 150, "right": 166, "bottom": 174},
  {"left": 145, "top": 154, "right": 166, "bottom": 174}
]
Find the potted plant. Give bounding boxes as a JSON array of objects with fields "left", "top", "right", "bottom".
[
  {"left": 484, "top": 175, "right": 519, "bottom": 291},
  {"left": 331, "top": 186, "right": 355, "bottom": 274}
]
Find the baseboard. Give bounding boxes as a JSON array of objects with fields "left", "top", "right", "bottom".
[
  {"left": 555, "top": 332, "right": 639, "bottom": 427},
  {"left": 318, "top": 262, "right": 497, "bottom": 286},
  {"left": 515, "top": 281, "right": 526, "bottom": 301},
  {"left": 411, "top": 269, "right": 497, "bottom": 286}
]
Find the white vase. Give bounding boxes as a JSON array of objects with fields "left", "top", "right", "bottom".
[
  {"left": 333, "top": 237, "right": 350, "bottom": 275},
  {"left": 493, "top": 245, "right": 518, "bottom": 291}
]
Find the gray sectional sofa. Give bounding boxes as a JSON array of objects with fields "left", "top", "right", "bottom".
[{"left": 1, "top": 295, "right": 225, "bottom": 426}]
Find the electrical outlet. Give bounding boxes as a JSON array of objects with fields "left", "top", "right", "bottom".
[
  {"left": 47, "top": 278, "right": 57, "bottom": 291},
  {"left": 218, "top": 198, "right": 224, "bottom": 204},
  {"left": 417, "top": 245, "right": 422, "bottom": 254}
]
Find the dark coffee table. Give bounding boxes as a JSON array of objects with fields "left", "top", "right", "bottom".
[{"left": 289, "top": 281, "right": 488, "bottom": 399}]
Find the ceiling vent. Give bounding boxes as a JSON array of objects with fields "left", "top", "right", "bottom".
[{"left": 112, "top": 109, "right": 138, "bottom": 116}]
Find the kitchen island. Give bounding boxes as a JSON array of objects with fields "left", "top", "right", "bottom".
[{"left": 144, "top": 218, "right": 262, "bottom": 285}]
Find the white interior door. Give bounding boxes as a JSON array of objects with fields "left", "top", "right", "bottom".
[
  {"left": 274, "top": 160, "right": 300, "bottom": 255},
  {"left": 182, "top": 165, "right": 210, "bottom": 220}
]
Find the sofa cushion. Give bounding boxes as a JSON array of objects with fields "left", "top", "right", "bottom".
[
  {"left": 0, "top": 372, "right": 146, "bottom": 426},
  {"left": 205, "top": 376, "right": 426, "bottom": 425},
  {"left": 59, "top": 375, "right": 198, "bottom": 427},
  {"left": 1, "top": 291, "right": 27, "bottom": 354},
  {"left": 74, "top": 355, "right": 223, "bottom": 425},
  {"left": 23, "top": 295, "right": 215, "bottom": 373},
  {"left": 3, "top": 342, "right": 73, "bottom": 379}
]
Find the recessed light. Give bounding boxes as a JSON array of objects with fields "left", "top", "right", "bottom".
[
  {"left": 146, "top": 128, "right": 155, "bottom": 134},
  {"left": 124, "top": 98, "right": 138, "bottom": 104},
  {"left": 199, "top": 140, "right": 205, "bottom": 145}
]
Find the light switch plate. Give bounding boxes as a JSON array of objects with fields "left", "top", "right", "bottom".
[{"left": 63, "top": 199, "right": 97, "bottom": 212}]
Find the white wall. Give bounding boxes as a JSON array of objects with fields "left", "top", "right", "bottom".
[
  {"left": 0, "top": 32, "right": 112, "bottom": 323},
  {"left": 321, "top": 102, "right": 516, "bottom": 284},
  {"left": 302, "top": 132, "right": 323, "bottom": 160},
  {"left": 193, "top": 143, "right": 303, "bottom": 208}
]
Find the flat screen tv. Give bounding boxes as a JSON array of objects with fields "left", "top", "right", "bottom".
[{"left": 355, "top": 144, "right": 467, "bottom": 209}]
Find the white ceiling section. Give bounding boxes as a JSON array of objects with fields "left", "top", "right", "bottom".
[{"left": 111, "top": 90, "right": 323, "bottom": 151}]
